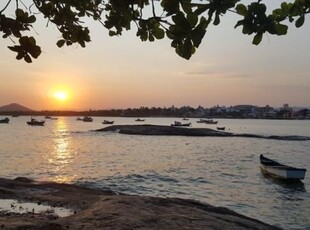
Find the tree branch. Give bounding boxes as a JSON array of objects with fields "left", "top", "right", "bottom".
[{"left": 0, "top": 0, "right": 12, "bottom": 14}]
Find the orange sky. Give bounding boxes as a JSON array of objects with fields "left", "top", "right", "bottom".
[{"left": 1, "top": 4, "right": 310, "bottom": 110}]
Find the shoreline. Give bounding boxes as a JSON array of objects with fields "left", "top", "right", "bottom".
[{"left": 0, "top": 177, "right": 280, "bottom": 230}]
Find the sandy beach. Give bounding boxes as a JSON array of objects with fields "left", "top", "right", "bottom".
[{"left": 0, "top": 177, "right": 280, "bottom": 230}]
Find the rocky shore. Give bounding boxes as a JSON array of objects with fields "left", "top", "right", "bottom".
[
  {"left": 0, "top": 177, "right": 280, "bottom": 230},
  {"left": 96, "top": 124, "right": 310, "bottom": 141}
]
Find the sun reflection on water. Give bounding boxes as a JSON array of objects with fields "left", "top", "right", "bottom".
[{"left": 47, "top": 118, "right": 76, "bottom": 183}]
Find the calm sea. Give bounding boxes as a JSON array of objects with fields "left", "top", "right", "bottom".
[{"left": 0, "top": 117, "right": 309, "bottom": 229}]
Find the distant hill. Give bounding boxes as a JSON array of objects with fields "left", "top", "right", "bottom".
[{"left": 0, "top": 103, "right": 33, "bottom": 112}]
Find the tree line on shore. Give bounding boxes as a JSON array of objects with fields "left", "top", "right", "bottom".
[{"left": 1, "top": 104, "right": 309, "bottom": 119}]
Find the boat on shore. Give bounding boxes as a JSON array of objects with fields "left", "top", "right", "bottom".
[
  {"left": 0, "top": 117, "right": 9, "bottom": 124},
  {"left": 260, "top": 154, "right": 306, "bottom": 180},
  {"left": 171, "top": 121, "right": 191, "bottom": 127},
  {"left": 27, "top": 118, "right": 45, "bottom": 126},
  {"left": 197, "top": 118, "right": 218, "bottom": 124},
  {"left": 102, "top": 120, "right": 114, "bottom": 124}
]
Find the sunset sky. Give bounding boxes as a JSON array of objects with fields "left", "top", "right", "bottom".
[{"left": 1, "top": 2, "right": 309, "bottom": 111}]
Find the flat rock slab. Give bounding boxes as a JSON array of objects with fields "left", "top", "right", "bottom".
[
  {"left": 96, "top": 124, "right": 310, "bottom": 141},
  {"left": 0, "top": 177, "right": 280, "bottom": 230}
]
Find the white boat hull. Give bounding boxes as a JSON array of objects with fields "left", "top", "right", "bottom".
[{"left": 261, "top": 165, "right": 306, "bottom": 180}]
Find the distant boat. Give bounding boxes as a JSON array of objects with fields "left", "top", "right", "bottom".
[
  {"left": 102, "top": 120, "right": 114, "bottom": 124},
  {"left": 82, "top": 116, "right": 93, "bottom": 122},
  {"left": 27, "top": 118, "right": 45, "bottom": 126},
  {"left": 76, "top": 117, "right": 83, "bottom": 121},
  {"left": 260, "top": 154, "right": 306, "bottom": 180},
  {"left": 171, "top": 121, "right": 191, "bottom": 127},
  {"left": 197, "top": 118, "right": 218, "bottom": 124},
  {"left": 135, "top": 118, "right": 145, "bottom": 122},
  {"left": 45, "top": 116, "right": 58, "bottom": 120},
  {"left": 182, "top": 118, "right": 189, "bottom": 120},
  {"left": 216, "top": 127, "right": 225, "bottom": 131},
  {"left": 12, "top": 114, "right": 19, "bottom": 117},
  {"left": 0, "top": 117, "right": 9, "bottom": 124}
]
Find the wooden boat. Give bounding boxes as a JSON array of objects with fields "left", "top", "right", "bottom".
[
  {"left": 27, "top": 118, "right": 45, "bottom": 126},
  {"left": 216, "top": 127, "right": 225, "bottom": 131},
  {"left": 82, "top": 116, "right": 93, "bottom": 122},
  {"left": 260, "top": 154, "right": 306, "bottom": 180},
  {"left": 135, "top": 118, "right": 145, "bottom": 122},
  {"left": 45, "top": 116, "right": 58, "bottom": 120},
  {"left": 102, "top": 120, "right": 114, "bottom": 124},
  {"left": 171, "top": 121, "right": 191, "bottom": 127},
  {"left": 197, "top": 118, "right": 218, "bottom": 124},
  {"left": 0, "top": 117, "right": 9, "bottom": 124}
]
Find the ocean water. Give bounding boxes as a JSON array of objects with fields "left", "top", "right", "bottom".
[{"left": 0, "top": 116, "right": 309, "bottom": 229}]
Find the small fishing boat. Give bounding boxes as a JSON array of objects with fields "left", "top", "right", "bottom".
[
  {"left": 216, "top": 127, "right": 225, "bottom": 131},
  {"left": 102, "top": 120, "right": 114, "bottom": 124},
  {"left": 260, "top": 154, "right": 306, "bottom": 180},
  {"left": 27, "top": 118, "right": 45, "bottom": 126},
  {"left": 76, "top": 117, "right": 83, "bottom": 121},
  {"left": 0, "top": 117, "right": 9, "bottom": 124},
  {"left": 171, "top": 121, "right": 191, "bottom": 127},
  {"left": 135, "top": 118, "right": 145, "bottom": 122},
  {"left": 197, "top": 118, "right": 218, "bottom": 124},
  {"left": 45, "top": 116, "right": 58, "bottom": 120},
  {"left": 82, "top": 116, "right": 93, "bottom": 122}
]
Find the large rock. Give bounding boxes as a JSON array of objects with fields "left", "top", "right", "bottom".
[
  {"left": 96, "top": 124, "right": 310, "bottom": 141},
  {"left": 0, "top": 178, "right": 279, "bottom": 230}
]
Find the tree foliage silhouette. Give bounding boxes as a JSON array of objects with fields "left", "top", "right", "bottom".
[{"left": 0, "top": 0, "right": 309, "bottom": 63}]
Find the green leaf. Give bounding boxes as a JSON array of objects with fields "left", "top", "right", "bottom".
[
  {"left": 213, "top": 14, "right": 220, "bottom": 26},
  {"left": 24, "top": 54, "right": 32, "bottom": 63},
  {"left": 28, "top": 37, "right": 36, "bottom": 46},
  {"left": 148, "top": 33, "right": 155, "bottom": 42},
  {"left": 152, "top": 28, "right": 165, "bottom": 39},
  {"left": 161, "top": 0, "right": 180, "bottom": 16},
  {"left": 15, "top": 9, "right": 24, "bottom": 18},
  {"left": 187, "top": 12, "right": 198, "bottom": 27},
  {"left": 8, "top": 46, "right": 20, "bottom": 52},
  {"left": 295, "top": 15, "right": 305, "bottom": 28},
  {"left": 236, "top": 4, "right": 247, "bottom": 16},
  {"left": 27, "top": 15, "right": 36, "bottom": 23},
  {"left": 16, "top": 52, "right": 24, "bottom": 60},
  {"left": 252, "top": 33, "right": 263, "bottom": 45},
  {"left": 29, "top": 46, "right": 41, "bottom": 58},
  {"left": 191, "top": 26, "right": 206, "bottom": 47},
  {"left": 274, "top": 24, "right": 288, "bottom": 35},
  {"left": 183, "top": 38, "right": 193, "bottom": 59},
  {"left": 172, "top": 12, "right": 192, "bottom": 32}
]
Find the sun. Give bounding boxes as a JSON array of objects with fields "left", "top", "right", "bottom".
[{"left": 54, "top": 91, "right": 68, "bottom": 101}]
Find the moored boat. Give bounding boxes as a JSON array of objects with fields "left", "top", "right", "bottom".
[
  {"left": 135, "top": 118, "right": 145, "bottom": 122},
  {"left": 82, "top": 116, "right": 93, "bottom": 122},
  {"left": 0, "top": 117, "right": 9, "bottom": 124},
  {"left": 45, "top": 116, "right": 58, "bottom": 120},
  {"left": 216, "top": 127, "right": 225, "bottom": 131},
  {"left": 197, "top": 118, "right": 218, "bottom": 124},
  {"left": 27, "top": 118, "right": 45, "bottom": 126},
  {"left": 102, "top": 120, "right": 114, "bottom": 124},
  {"left": 171, "top": 121, "right": 191, "bottom": 127},
  {"left": 260, "top": 154, "right": 306, "bottom": 180}
]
